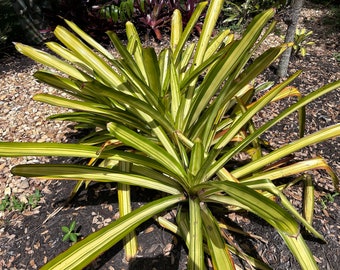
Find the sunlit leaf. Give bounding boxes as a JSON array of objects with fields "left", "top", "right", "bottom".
[
  {"left": 41, "top": 195, "right": 185, "bottom": 269},
  {"left": 11, "top": 164, "right": 181, "bottom": 195}
]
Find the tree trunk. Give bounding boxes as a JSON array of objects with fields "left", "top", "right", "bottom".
[{"left": 277, "top": 0, "right": 304, "bottom": 78}]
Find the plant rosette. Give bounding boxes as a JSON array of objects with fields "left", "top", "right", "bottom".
[{"left": 0, "top": 0, "right": 339, "bottom": 269}]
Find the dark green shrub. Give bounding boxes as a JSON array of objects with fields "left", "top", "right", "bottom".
[
  {"left": 221, "top": 0, "right": 288, "bottom": 28},
  {"left": 0, "top": 0, "right": 19, "bottom": 46},
  {"left": 0, "top": 0, "right": 54, "bottom": 48},
  {"left": 98, "top": 0, "right": 205, "bottom": 39}
]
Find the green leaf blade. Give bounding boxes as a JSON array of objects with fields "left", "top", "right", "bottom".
[
  {"left": 232, "top": 123, "right": 340, "bottom": 179},
  {"left": 107, "top": 122, "right": 187, "bottom": 182},
  {"left": 41, "top": 195, "right": 185, "bottom": 270},
  {"left": 279, "top": 232, "right": 318, "bottom": 270},
  {"left": 206, "top": 181, "right": 300, "bottom": 236},
  {"left": 15, "top": 43, "right": 90, "bottom": 82},
  {"left": 11, "top": 164, "right": 182, "bottom": 195},
  {"left": 188, "top": 197, "right": 204, "bottom": 270},
  {"left": 201, "top": 205, "right": 235, "bottom": 269}
]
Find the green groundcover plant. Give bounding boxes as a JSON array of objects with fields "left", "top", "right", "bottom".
[
  {"left": 0, "top": 189, "right": 41, "bottom": 212},
  {"left": 62, "top": 220, "right": 81, "bottom": 243},
  {"left": 0, "top": 0, "right": 339, "bottom": 269}
]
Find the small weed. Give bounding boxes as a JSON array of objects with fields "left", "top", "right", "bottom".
[
  {"left": 320, "top": 192, "right": 339, "bottom": 209},
  {"left": 11, "top": 196, "right": 26, "bottom": 212},
  {"left": 27, "top": 190, "right": 42, "bottom": 209},
  {"left": 0, "top": 190, "right": 42, "bottom": 212},
  {"left": 0, "top": 195, "right": 11, "bottom": 211},
  {"left": 333, "top": 52, "right": 340, "bottom": 63},
  {"left": 62, "top": 220, "right": 81, "bottom": 243}
]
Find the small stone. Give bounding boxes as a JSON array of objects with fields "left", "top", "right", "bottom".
[
  {"left": 4, "top": 187, "right": 11, "bottom": 196},
  {"left": 0, "top": 163, "right": 6, "bottom": 171},
  {"left": 18, "top": 194, "right": 28, "bottom": 204},
  {"left": 20, "top": 179, "right": 29, "bottom": 189}
]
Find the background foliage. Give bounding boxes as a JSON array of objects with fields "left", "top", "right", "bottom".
[
  {"left": 1, "top": 0, "right": 339, "bottom": 49},
  {"left": 1, "top": 0, "right": 290, "bottom": 49}
]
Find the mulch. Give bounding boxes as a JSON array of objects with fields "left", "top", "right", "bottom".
[{"left": 0, "top": 1, "right": 339, "bottom": 269}]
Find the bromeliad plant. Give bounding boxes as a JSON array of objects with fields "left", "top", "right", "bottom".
[
  {"left": 281, "top": 27, "right": 315, "bottom": 58},
  {"left": 292, "top": 28, "right": 315, "bottom": 57},
  {"left": 0, "top": 0, "right": 339, "bottom": 269},
  {"left": 99, "top": 0, "right": 135, "bottom": 24}
]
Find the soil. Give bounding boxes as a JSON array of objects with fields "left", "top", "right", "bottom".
[{"left": 0, "top": 1, "right": 339, "bottom": 269}]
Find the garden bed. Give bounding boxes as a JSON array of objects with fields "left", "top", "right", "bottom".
[{"left": 0, "top": 2, "right": 339, "bottom": 269}]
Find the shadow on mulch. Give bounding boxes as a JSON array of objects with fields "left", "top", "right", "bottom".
[
  {"left": 1, "top": 72, "right": 339, "bottom": 269},
  {"left": 1, "top": 179, "right": 189, "bottom": 269},
  {"left": 1, "top": 173, "right": 340, "bottom": 269}
]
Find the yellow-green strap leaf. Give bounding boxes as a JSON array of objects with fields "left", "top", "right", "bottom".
[
  {"left": 41, "top": 194, "right": 185, "bottom": 269},
  {"left": 107, "top": 122, "right": 187, "bottom": 181},
  {"left": 11, "top": 164, "right": 181, "bottom": 195}
]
